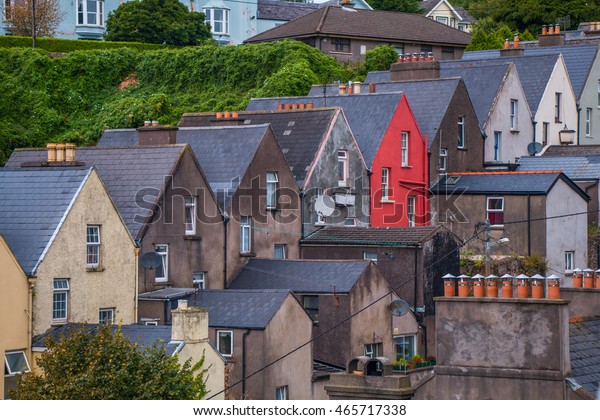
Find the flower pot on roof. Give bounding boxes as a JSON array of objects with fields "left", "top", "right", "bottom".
[
  {"left": 547, "top": 275, "right": 561, "bottom": 299},
  {"left": 472, "top": 274, "right": 485, "bottom": 298},
  {"left": 457, "top": 275, "right": 470, "bottom": 297},
  {"left": 530, "top": 274, "right": 545, "bottom": 298},
  {"left": 501, "top": 274, "right": 514, "bottom": 298},
  {"left": 516, "top": 274, "right": 530, "bottom": 298},
  {"left": 583, "top": 269, "right": 594, "bottom": 288},
  {"left": 573, "top": 268, "right": 583, "bottom": 288},
  {"left": 486, "top": 275, "right": 499, "bottom": 297}
]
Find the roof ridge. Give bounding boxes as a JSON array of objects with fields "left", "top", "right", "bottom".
[{"left": 448, "top": 170, "right": 563, "bottom": 175}]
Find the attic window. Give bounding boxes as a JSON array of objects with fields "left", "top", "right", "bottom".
[
  {"left": 287, "top": 121, "right": 295, "bottom": 127},
  {"left": 283, "top": 130, "right": 292, "bottom": 136},
  {"left": 445, "top": 176, "right": 461, "bottom": 185}
]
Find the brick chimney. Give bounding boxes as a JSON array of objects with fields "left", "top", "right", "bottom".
[
  {"left": 389, "top": 58, "right": 440, "bottom": 81},
  {"left": 539, "top": 24, "right": 565, "bottom": 47},
  {"left": 137, "top": 124, "right": 178, "bottom": 146},
  {"left": 171, "top": 301, "right": 209, "bottom": 343}
]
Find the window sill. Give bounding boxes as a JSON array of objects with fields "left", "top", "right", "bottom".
[
  {"left": 184, "top": 235, "right": 202, "bottom": 241},
  {"left": 86, "top": 266, "right": 105, "bottom": 272},
  {"left": 52, "top": 320, "right": 67, "bottom": 326},
  {"left": 510, "top": 129, "right": 519, "bottom": 133},
  {"left": 380, "top": 199, "right": 395, "bottom": 204},
  {"left": 266, "top": 207, "right": 278, "bottom": 212},
  {"left": 315, "top": 222, "right": 326, "bottom": 226},
  {"left": 555, "top": 119, "right": 562, "bottom": 124},
  {"left": 401, "top": 165, "right": 412, "bottom": 169},
  {"left": 155, "top": 279, "right": 168, "bottom": 283},
  {"left": 338, "top": 182, "right": 349, "bottom": 187},
  {"left": 490, "top": 225, "right": 505, "bottom": 230},
  {"left": 457, "top": 147, "right": 467, "bottom": 151},
  {"left": 240, "top": 252, "right": 256, "bottom": 257},
  {"left": 330, "top": 51, "right": 352, "bottom": 55}
]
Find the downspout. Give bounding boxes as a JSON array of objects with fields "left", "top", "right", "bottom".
[
  {"left": 223, "top": 213, "right": 230, "bottom": 289},
  {"left": 366, "top": 169, "right": 372, "bottom": 225},
  {"left": 134, "top": 246, "right": 140, "bottom": 322},
  {"left": 576, "top": 104, "right": 582, "bottom": 145},
  {"left": 27, "top": 277, "right": 36, "bottom": 363},
  {"left": 527, "top": 194, "right": 531, "bottom": 256},
  {"left": 413, "top": 248, "right": 427, "bottom": 358},
  {"left": 300, "top": 189, "right": 305, "bottom": 240},
  {"left": 413, "top": 247, "right": 418, "bottom": 313},
  {"left": 242, "top": 329, "right": 251, "bottom": 398}
]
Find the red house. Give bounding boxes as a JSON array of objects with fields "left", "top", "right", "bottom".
[{"left": 247, "top": 91, "right": 429, "bottom": 227}]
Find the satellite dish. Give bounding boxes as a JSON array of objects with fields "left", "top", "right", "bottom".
[
  {"left": 527, "top": 142, "right": 543, "bottom": 155},
  {"left": 315, "top": 194, "right": 335, "bottom": 217},
  {"left": 388, "top": 299, "right": 410, "bottom": 317},
  {"left": 140, "top": 252, "right": 163, "bottom": 270}
]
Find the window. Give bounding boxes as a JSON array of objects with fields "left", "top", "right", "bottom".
[
  {"left": 204, "top": 8, "right": 229, "bottom": 35},
  {"left": 487, "top": 197, "right": 504, "bottom": 226},
  {"left": 185, "top": 196, "right": 196, "bottom": 235},
  {"left": 407, "top": 196, "right": 416, "bottom": 227},
  {"left": 193, "top": 272, "right": 205, "bottom": 289},
  {"left": 360, "top": 45, "right": 367, "bottom": 55},
  {"left": 217, "top": 331, "right": 233, "bottom": 357},
  {"left": 565, "top": 251, "right": 574, "bottom": 272},
  {"left": 240, "top": 216, "right": 251, "bottom": 253},
  {"left": 363, "top": 251, "right": 378, "bottom": 263},
  {"left": 439, "top": 148, "right": 447, "bottom": 172},
  {"left": 303, "top": 295, "right": 319, "bottom": 323},
  {"left": 381, "top": 168, "right": 390, "bottom": 200},
  {"left": 420, "top": 44, "right": 433, "bottom": 53},
  {"left": 458, "top": 24, "right": 466, "bottom": 31},
  {"left": 338, "top": 150, "right": 348, "bottom": 186},
  {"left": 436, "top": 16, "right": 448, "bottom": 25},
  {"left": 493, "top": 131, "right": 502, "bottom": 161},
  {"left": 99, "top": 308, "right": 114, "bottom": 324},
  {"left": 395, "top": 335, "right": 416, "bottom": 360},
  {"left": 401, "top": 132, "right": 409, "bottom": 167},
  {"left": 344, "top": 217, "right": 356, "bottom": 226},
  {"left": 457, "top": 116, "right": 465, "bottom": 148},
  {"left": 555, "top": 92, "right": 562, "bottom": 122},
  {"left": 274, "top": 244, "right": 286, "bottom": 259},
  {"left": 510, "top": 100, "right": 518, "bottom": 130},
  {"left": 266, "top": 172, "right": 278, "bottom": 209},
  {"left": 542, "top": 122, "right": 549, "bottom": 145},
  {"left": 4, "top": 0, "right": 12, "bottom": 21},
  {"left": 77, "top": 0, "right": 104, "bottom": 26},
  {"left": 394, "top": 43, "right": 404, "bottom": 55},
  {"left": 331, "top": 38, "right": 350, "bottom": 53},
  {"left": 86, "top": 225, "right": 100, "bottom": 268},
  {"left": 314, "top": 188, "right": 326, "bottom": 224},
  {"left": 586, "top": 108, "right": 592, "bottom": 136},
  {"left": 364, "top": 343, "right": 382, "bottom": 358},
  {"left": 53, "top": 279, "right": 69, "bottom": 321},
  {"left": 155, "top": 244, "right": 168, "bottom": 282},
  {"left": 441, "top": 47, "right": 454, "bottom": 60},
  {"left": 4, "top": 351, "right": 31, "bottom": 376},
  {"left": 276, "top": 385, "right": 288, "bottom": 400}
]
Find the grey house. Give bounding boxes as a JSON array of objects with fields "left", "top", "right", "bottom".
[{"left": 178, "top": 108, "right": 370, "bottom": 236}]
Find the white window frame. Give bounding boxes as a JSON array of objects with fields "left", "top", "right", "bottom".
[
  {"left": 586, "top": 108, "right": 592, "bottom": 136},
  {"left": 363, "top": 251, "right": 378, "bottom": 263},
  {"left": 394, "top": 335, "right": 416, "bottom": 360},
  {"left": 193, "top": 271, "right": 205, "bottom": 289},
  {"left": 276, "top": 385, "right": 288, "bottom": 400},
  {"left": 53, "top": 279, "right": 69, "bottom": 322},
  {"left": 155, "top": 244, "right": 168, "bottom": 282},
  {"left": 436, "top": 16, "right": 448, "bottom": 25},
  {"left": 401, "top": 132, "right": 409, "bottom": 167},
  {"left": 338, "top": 150, "right": 348, "bottom": 186},
  {"left": 185, "top": 196, "right": 197, "bottom": 235},
  {"left": 486, "top": 197, "right": 504, "bottom": 226},
  {"left": 494, "top": 131, "right": 502, "bottom": 161},
  {"left": 240, "top": 216, "right": 251, "bottom": 254},
  {"left": 457, "top": 116, "right": 465, "bottom": 148},
  {"left": 86, "top": 225, "right": 100, "bottom": 268},
  {"left": 77, "top": 0, "right": 104, "bottom": 26},
  {"left": 381, "top": 168, "right": 390, "bottom": 200},
  {"left": 510, "top": 100, "right": 518, "bottom": 130},
  {"left": 439, "top": 148, "right": 447, "bottom": 172},
  {"left": 4, "top": 351, "right": 31, "bottom": 376},
  {"left": 274, "top": 244, "right": 286, "bottom": 259},
  {"left": 217, "top": 330, "right": 233, "bottom": 357},
  {"left": 204, "top": 7, "right": 229, "bottom": 35},
  {"left": 344, "top": 217, "right": 357, "bottom": 226},
  {"left": 364, "top": 343, "right": 381, "bottom": 358},
  {"left": 565, "top": 251, "right": 574, "bottom": 272},
  {"left": 407, "top": 196, "right": 416, "bottom": 227},
  {"left": 314, "top": 188, "right": 325, "bottom": 225},
  {"left": 555, "top": 92, "right": 562, "bottom": 122},
  {"left": 266, "top": 172, "right": 278, "bottom": 209},
  {"left": 99, "top": 308, "right": 114, "bottom": 324}
]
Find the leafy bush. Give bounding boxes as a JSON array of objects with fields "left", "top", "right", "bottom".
[{"left": 0, "top": 36, "right": 171, "bottom": 52}]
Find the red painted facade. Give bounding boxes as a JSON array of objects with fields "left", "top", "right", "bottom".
[{"left": 370, "top": 95, "right": 429, "bottom": 227}]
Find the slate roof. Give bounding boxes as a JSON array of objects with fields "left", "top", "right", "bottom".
[
  {"left": 569, "top": 318, "right": 600, "bottom": 397},
  {"left": 6, "top": 146, "right": 186, "bottom": 239},
  {"left": 229, "top": 258, "right": 370, "bottom": 293},
  {"left": 177, "top": 125, "right": 270, "bottom": 209},
  {"left": 463, "top": 44, "right": 599, "bottom": 100},
  {"left": 189, "top": 289, "right": 292, "bottom": 329},
  {"left": 430, "top": 171, "right": 589, "bottom": 200},
  {"left": 138, "top": 288, "right": 196, "bottom": 300},
  {"left": 0, "top": 167, "right": 91, "bottom": 275},
  {"left": 257, "top": 0, "right": 320, "bottom": 21},
  {"left": 307, "top": 79, "right": 460, "bottom": 147},
  {"left": 179, "top": 109, "right": 339, "bottom": 187},
  {"left": 517, "top": 156, "right": 600, "bottom": 181},
  {"left": 247, "top": 93, "right": 403, "bottom": 166},
  {"left": 301, "top": 225, "right": 446, "bottom": 246},
  {"left": 97, "top": 128, "right": 137, "bottom": 147},
  {"left": 543, "top": 145, "right": 600, "bottom": 157},
  {"left": 245, "top": 6, "right": 472, "bottom": 46},
  {"left": 363, "top": 71, "right": 390, "bottom": 84},
  {"left": 442, "top": 54, "right": 561, "bottom": 115}
]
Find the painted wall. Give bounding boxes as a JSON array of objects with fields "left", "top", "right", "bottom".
[
  {"left": 425, "top": 1, "right": 473, "bottom": 33},
  {"left": 0, "top": 236, "right": 30, "bottom": 400},
  {"left": 31, "top": 170, "right": 136, "bottom": 335},
  {"left": 576, "top": 50, "right": 600, "bottom": 145},
  {"left": 371, "top": 95, "right": 429, "bottom": 227},
  {"left": 483, "top": 65, "right": 534, "bottom": 164}
]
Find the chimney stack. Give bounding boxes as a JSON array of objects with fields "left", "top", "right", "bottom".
[
  {"left": 171, "top": 304, "right": 209, "bottom": 343},
  {"left": 390, "top": 57, "right": 440, "bottom": 81},
  {"left": 539, "top": 23, "right": 565, "bottom": 47},
  {"left": 137, "top": 123, "right": 178, "bottom": 146}
]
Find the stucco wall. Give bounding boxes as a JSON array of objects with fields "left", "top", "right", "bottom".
[
  {"left": 573, "top": 50, "right": 600, "bottom": 145},
  {"left": 32, "top": 170, "right": 136, "bottom": 335},
  {"left": 0, "top": 237, "right": 30, "bottom": 399},
  {"left": 561, "top": 288, "right": 600, "bottom": 318}
]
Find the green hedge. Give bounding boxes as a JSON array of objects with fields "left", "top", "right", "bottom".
[{"left": 0, "top": 36, "right": 171, "bottom": 52}]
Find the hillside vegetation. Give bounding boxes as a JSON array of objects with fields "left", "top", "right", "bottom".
[{"left": 0, "top": 40, "right": 355, "bottom": 164}]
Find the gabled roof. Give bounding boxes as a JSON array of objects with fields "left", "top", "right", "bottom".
[
  {"left": 245, "top": 6, "right": 471, "bottom": 46},
  {"left": 257, "top": 0, "right": 321, "bottom": 21},
  {"left": 301, "top": 225, "right": 450, "bottom": 246},
  {"left": 517, "top": 156, "right": 600, "bottom": 181},
  {"left": 179, "top": 109, "right": 340, "bottom": 187},
  {"left": 190, "top": 289, "right": 293, "bottom": 329},
  {"left": 430, "top": 171, "right": 589, "bottom": 201},
  {"left": 363, "top": 71, "right": 390, "bottom": 84},
  {"left": 543, "top": 145, "right": 600, "bottom": 157},
  {"left": 229, "top": 258, "right": 370, "bottom": 293},
  {"left": 443, "top": 54, "right": 562, "bottom": 115},
  {"left": 177, "top": 125, "right": 271, "bottom": 209},
  {"left": 0, "top": 167, "right": 92, "bottom": 275},
  {"left": 421, "top": 0, "right": 476, "bottom": 24},
  {"left": 463, "top": 44, "right": 599, "bottom": 100},
  {"left": 440, "top": 63, "right": 514, "bottom": 128},
  {"left": 6, "top": 146, "right": 187, "bottom": 239},
  {"left": 569, "top": 318, "right": 600, "bottom": 397},
  {"left": 97, "top": 128, "right": 137, "bottom": 147},
  {"left": 247, "top": 93, "right": 403, "bottom": 167}
]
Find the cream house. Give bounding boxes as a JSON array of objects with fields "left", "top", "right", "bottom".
[
  {"left": 421, "top": 0, "right": 475, "bottom": 33},
  {"left": 0, "top": 165, "right": 137, "bottom": 336}
]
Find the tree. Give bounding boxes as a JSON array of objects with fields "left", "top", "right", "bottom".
[
  {"left": 105, "top": 0, "right": 212, "bottom": 46},
  {"left": 369, "top": 0, "right": 424, "bottom": 13},
  {"left": 4, "top": 0, "right": 64, "bottom": 37},
  {"left": 364, "top": 45, "right": 398, "bottom": 72},
  {"left": 10, "top": 324, "right": 207, "bottom": 399}
]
